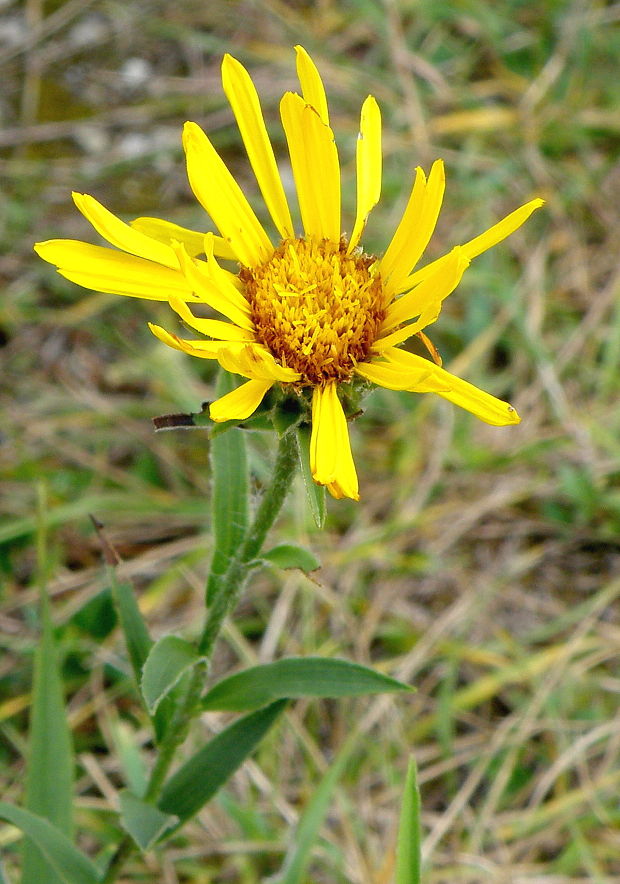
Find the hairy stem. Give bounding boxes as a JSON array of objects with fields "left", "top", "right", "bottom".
[{"left": 102, "top": 431, "right": 298, "bottom": 883}]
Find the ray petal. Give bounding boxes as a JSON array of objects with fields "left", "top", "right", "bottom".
[
  {"left": 148, "top": 322, "right": 230, "bottom": 358},
  {"left": 168, "top": 296, "right": 254, "bottom": 341},
  {"left": 348, "top": 95, "right": 382, "bottom": 253},
  {"left": 173, "top": 240, "right": 254, "bottom": 330},
  {"left": 182, "top": 121, "right": 273, "bottom": 267},
  {"left": 72, "top": 193, "right": 178, "bottom": 268},
  {"left": 380, "top": 160, "right": 445, "bottom": 298},
  {"left": 377, "top": 247, "right": 470, "bottom": 345},
  {"left": 222, "top": 54, "right": 294, "bottom": 240},
  {"left": 280, "top": 91, "right": 341, "bottom": 243},
  {"left": 294, "top": 45, "right": 329, "bottom": 125},
  {"left": 210, "top": 378, "right": 273, "bottom": 422},
  {"left": 34, "top": 240, "right": 194, "bottom": 301},
  {"left": 398, "top": 198, "right": 545, "bottom": 294},
  {"left": 130, "top": 216, "right": 237, "bottom": 260},
  {"left": 310, "top": 384, "right": 359, "bottom": 500},
  {"left": 381, "top": 348, "right": 520, "bottom": 425}
]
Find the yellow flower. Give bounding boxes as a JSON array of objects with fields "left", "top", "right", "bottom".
[{"left": 35, "top": 46, "right": 543, "bottom": 501}]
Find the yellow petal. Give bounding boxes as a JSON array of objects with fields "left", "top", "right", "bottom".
[
  {"left": 182, "top": 121, "right": 273, "bottom": 267},
  {"left": 294, "top": 45, "right": 329, "bottom": 125},
  {"left": 203, "top": 232, "right": 246, "bottom": 296},
  {"left": 210, "top": 378, "right": 273, "bottom": 422},
  {"left": 72, "top": 193, "right": 178, "bottom": 269},
  {"left": 168, "top": 296, "right": 254, "bottom": 341},
  {"left": 355, "top": 357, "right": 442, "bottom": 392},
  {"left": 280, "top": 91, "right": 341, "bottom": 242},
  {"left": 148, "top": 322, "right": 229, "bottom": 358},
  {"left": 377, "top": 247, "right": 470, "bottom": 346},
  {"left": 432, "top": 371, "right": 521, "bottom": 425},
  {"left": 173, "top": 240, "right": 253, "bottom": 330},
  {"left": 217, "top": 343, "right": 301, "bottom": 383},
  {"left": 399, "top": 197, "right": 545, "bottom": 294},
  {"left": 34, "top": 240, "right": 194, "bottom": 300},
  {"left": 222, "top": 54, "right": 294, "bottom": 240},
  {"left": 310, "top": 384, "right": 359, "bottom": 501},
  {"left": 348, "top": 96, "right": 382, "bottom": 253},
  {"left": 380, "top": 160, "right": 445, "bottom": 298},
  {"left": 130, "top": 216, "right": 237, "bottom": 260},
  {"left": 382, "top": 348, "right": 520, "bottom": 425}
]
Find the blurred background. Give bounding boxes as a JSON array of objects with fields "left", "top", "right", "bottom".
[{"left": 2, "top": 0, "right": 620, "bottom": 881}]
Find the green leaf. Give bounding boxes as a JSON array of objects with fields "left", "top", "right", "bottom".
[
  {"left": 118, "top": 791, "right": 178, "bottom": 852},
  {"left": 141, "top": 636, "right": 204, "bottom": 715},
  {"left": 110, "top": 574, "right": 153, "bottom": 687},
  {"left": 296, "top": 426, "right": 326, "bottom": 529},
  {"left": 260, "top": 543, "right": 320, "bottom": 574},
  {"left": 109, "top": 720, "right": 149, "bottom": 799},
  {"left": 0, "top": 804, "right": 100, "bottom": 884},
  {"left": 0, "top": 860, "right": 10, "bottom": 884},
  {"left": 22, "top": 587, "right": 74, "bottom": 884},
  {"left": 158, "top": 700, "right": 287, "bottom": 823},
  {"left": 395, "top": 758, "right": 422, "bottom": 884},
  {"left": 273, "top": 734, "right": 357, "bottom": 884},
  {"left": 206, "top": 371, "right": 249, "bottom": 604},
  {"left": 201, "top": 657, "right": 412, "bottom": 712}
]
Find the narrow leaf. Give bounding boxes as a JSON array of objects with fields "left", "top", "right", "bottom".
[
  {"left": 260, "top": 543, "right": 320, "bottom": 574},
  {"left": 23, "top": 586, "right": 73, "bottom": 884},
  {"left": 158, "top": 700, "right": 287, "bottom": 822},
  {"left": 0, "top": 804, "right": 100, "bottom": 884},
  {"left": 395, "top": 758, "right": 422, "bottom": 884},
  {"left": 110, "top": 574, "right": 153, "bottom": 686},
  {"left": 0, "top": 859, "right": 10, "bottom": 884},
  {"left": 141, "top": 636, "right": 203, "bottom": 715},
  {"left": 202, "top": 657, "right": 412, "bottom": 712},
  {"left": 206, "top": 370, "right": 249, "bottom": 603},
  {"left": 296, "top": 425, "right": 326, "bottom": 528},
  {"left": 273, "top": 734, "right": 357, "bottom": 884},
  {"left": 119, "top": 791, "right": 178, "bottom": 852},
  {"left": 109, "top": 720, "right": 148, "bottom": 798}
]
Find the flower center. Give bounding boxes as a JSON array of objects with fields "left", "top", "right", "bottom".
[{"left": 241, "top": 237, "right": 385, "bottom": 385}]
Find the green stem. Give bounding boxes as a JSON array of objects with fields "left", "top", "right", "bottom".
[
  {"left": 198, "top": 430, "right": 298, "bottom": 657},
  {"left": 102, "top": 432, "right": 298, "bottom": 883}
]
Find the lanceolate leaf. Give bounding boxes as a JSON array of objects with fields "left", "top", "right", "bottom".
[
  {"left": 110, "top": 574, "right": 153, "bottom": 687},
  {"left": 22, "top": 588, "right": 74, "bottom": 884},
  {"left": 395, "top": 758, "right": 422, "bottom": 884},
  {"left": 296, "top": 425, "right": 326, "bottom": 529},
  {"left": 119, "top": 791, "right": 178, "bottom": 852},
  {"left": 141, "top": 636, "right": 204, "bottom": 715},
  {"left": 158, "top": 700, "right": 287, "bottom": 823},
  {"left": 206, "top": 371, "right": 249, "bottom": 604},
  {"left": 0, "top": 804, "right": 100, "bottom": 884},
  {"left": 260, "top": 543, "right": 320, "bottom": 574},
  {"left": 201, "top": 657, "right": 413, "bottom": 712}
]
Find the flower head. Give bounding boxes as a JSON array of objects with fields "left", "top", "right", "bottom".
[{"left": 35, "top": 46, "right": 543, "bottom": 501}]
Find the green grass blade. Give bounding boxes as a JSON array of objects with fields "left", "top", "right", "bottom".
[
  {"left": 273, "top": 733, "right": 358, "bottom": 884},
  {"left": 206, "top": 371, "right": 249, "bottom": 604},
  {"left": 201, "top": 657, "right": 413, "bottom": 711},
  {"left": 296, "top": 426, "right": 326, "bottom": 528},
  {"left": 158, "top": 700, "right": 287, "bottom": 824},
  {"left": 23, "top": 490, "right": 74, "bottom": 884},
  {"left": 395, "top": 758, "right": 422, "bottom": 884},
  {"left": 0, "top": 804, "right": 100, "bottom": 884}
]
